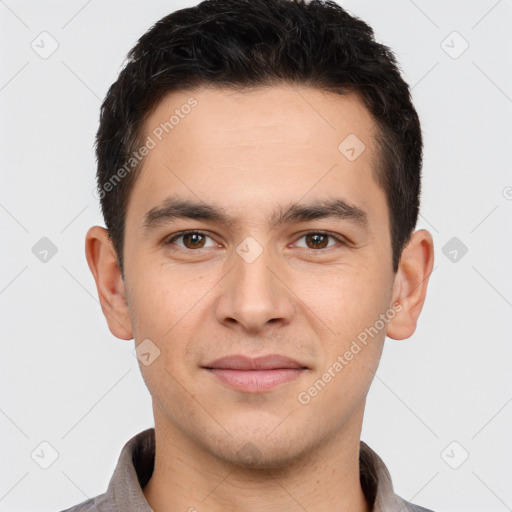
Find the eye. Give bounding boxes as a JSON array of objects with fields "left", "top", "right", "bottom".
[
  {"left": 165, "top": 230, "right": 344, "bottom": 252},
  {"left": 166, "top": 231, "right": 218, "bottom": 250},
  {"left": 293, "top": 231, "right": 343, "bottom": 250}
]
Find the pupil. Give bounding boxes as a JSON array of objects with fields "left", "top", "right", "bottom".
[
  {"left": 185, "top": 233, "right": 204, "bottom": 248},
  {"left": 307, "top": 233, "right": 327, "bottom": 249}
]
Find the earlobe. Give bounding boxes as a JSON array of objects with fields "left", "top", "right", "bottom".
[
  {"left": 386, "top": 229, "right": 435, "bottom": 340},
  {"left": 85, "top": 226, "right": 134, "bottom": 340}
]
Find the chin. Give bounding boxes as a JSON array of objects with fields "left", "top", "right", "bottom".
[
  {"left": 211, "top": 429, "right": 313, "bottom": 470},
  {"left": 235, "top": 442, "right": 312, "bottom": 470}
]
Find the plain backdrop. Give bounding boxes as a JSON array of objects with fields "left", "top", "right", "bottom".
[{"left": 1, "top": 1, "right": 511, "bottom": 511}]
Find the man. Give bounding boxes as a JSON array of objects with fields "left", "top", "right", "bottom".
[{"left": 64, "top": 0, "right": 435, "bottom": 510}]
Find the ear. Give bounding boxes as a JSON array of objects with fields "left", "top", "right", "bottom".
[
  {"left": 386, "top": 229, "right": 434, "bottom": 340},
  {"left": 85, "top": 226, "right": 133, "bottom": 340}
]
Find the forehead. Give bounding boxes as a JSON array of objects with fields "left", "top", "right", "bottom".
[
  {"left": 127, "top": 85, "right": 387, "bottom": 231},
  {"left": 141, "top": 85, "right": 377, "bottom": 159}
]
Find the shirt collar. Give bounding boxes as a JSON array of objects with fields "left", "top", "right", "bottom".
[{"left": 103, "top": 427, "right": 407, "bottom": 512}]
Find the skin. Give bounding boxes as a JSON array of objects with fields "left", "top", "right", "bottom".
[{"left": 86, "top": 85, "right": 434, "bottom": 512}]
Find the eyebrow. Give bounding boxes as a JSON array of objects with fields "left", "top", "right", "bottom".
[{"left": 142, "top": 196, "right": 369, "bottom": 232}]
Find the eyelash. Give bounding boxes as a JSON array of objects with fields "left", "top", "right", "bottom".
[{"left": 165, "top": 230, "right": 346, "bottom": 252}]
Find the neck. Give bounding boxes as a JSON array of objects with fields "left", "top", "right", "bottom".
[{"left": 143, "top": 404, "right": 370, "bottom": 512}]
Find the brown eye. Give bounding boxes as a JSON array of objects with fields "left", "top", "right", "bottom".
[
  {"left": 304, "top": 233, "right": 329, "bottom": 249},
  {"left": 182, "top": 232, "right": 206, "bottom": 249},
  {"left": 167, "top": 231, "right": 216, "bottom": 250},
  {"left": 294, "top": 231, "right": 342, "bottom": 251}
]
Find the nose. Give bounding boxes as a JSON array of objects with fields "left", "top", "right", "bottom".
[{"left": 214, "top": 243, "right": 295, "bottom": 334}]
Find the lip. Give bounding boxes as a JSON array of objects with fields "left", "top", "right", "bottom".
[
  {"left": 203, "top": 354, "right": 308, "bottom": 393},
  {"left": 204, "top": 354, "right": 306, "bottom": 370}
]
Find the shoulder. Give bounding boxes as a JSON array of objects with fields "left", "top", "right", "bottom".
[
  {"left": 58, "top": 492, "right": 109, "bottom": 512},
  {"left": 395, "top": 493, "right": 438, "bottom": 512}
]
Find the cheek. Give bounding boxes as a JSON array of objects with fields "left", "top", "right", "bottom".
[
  {"left": 128, "top": 266, "right": 213, "bottom": 373},
  {"left": 297, "top": 263, "right": 391, "bottom": 339},
  {"left": 128, "top": 261, "right": 201, "bottom": 335}
]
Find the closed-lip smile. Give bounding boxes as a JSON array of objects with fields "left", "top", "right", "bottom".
[{"left": 202, "top": 354, "right": 308, "bottom": 392}]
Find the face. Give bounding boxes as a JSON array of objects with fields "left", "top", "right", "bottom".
[{"left": 94, "top": 85, "right": 422, "bottom": 468}]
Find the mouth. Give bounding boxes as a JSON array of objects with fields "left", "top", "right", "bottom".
[{"left": 202, "top": 354, "right": 308, "bottom": 393}]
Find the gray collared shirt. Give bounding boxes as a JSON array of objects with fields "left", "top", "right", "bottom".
[{"left": 60, "top": 428, "right": 435, "bottom": 512}]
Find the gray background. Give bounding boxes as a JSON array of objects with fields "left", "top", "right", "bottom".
[{"left": 1, "top": 1, "right": 511, "bottom": 511}]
